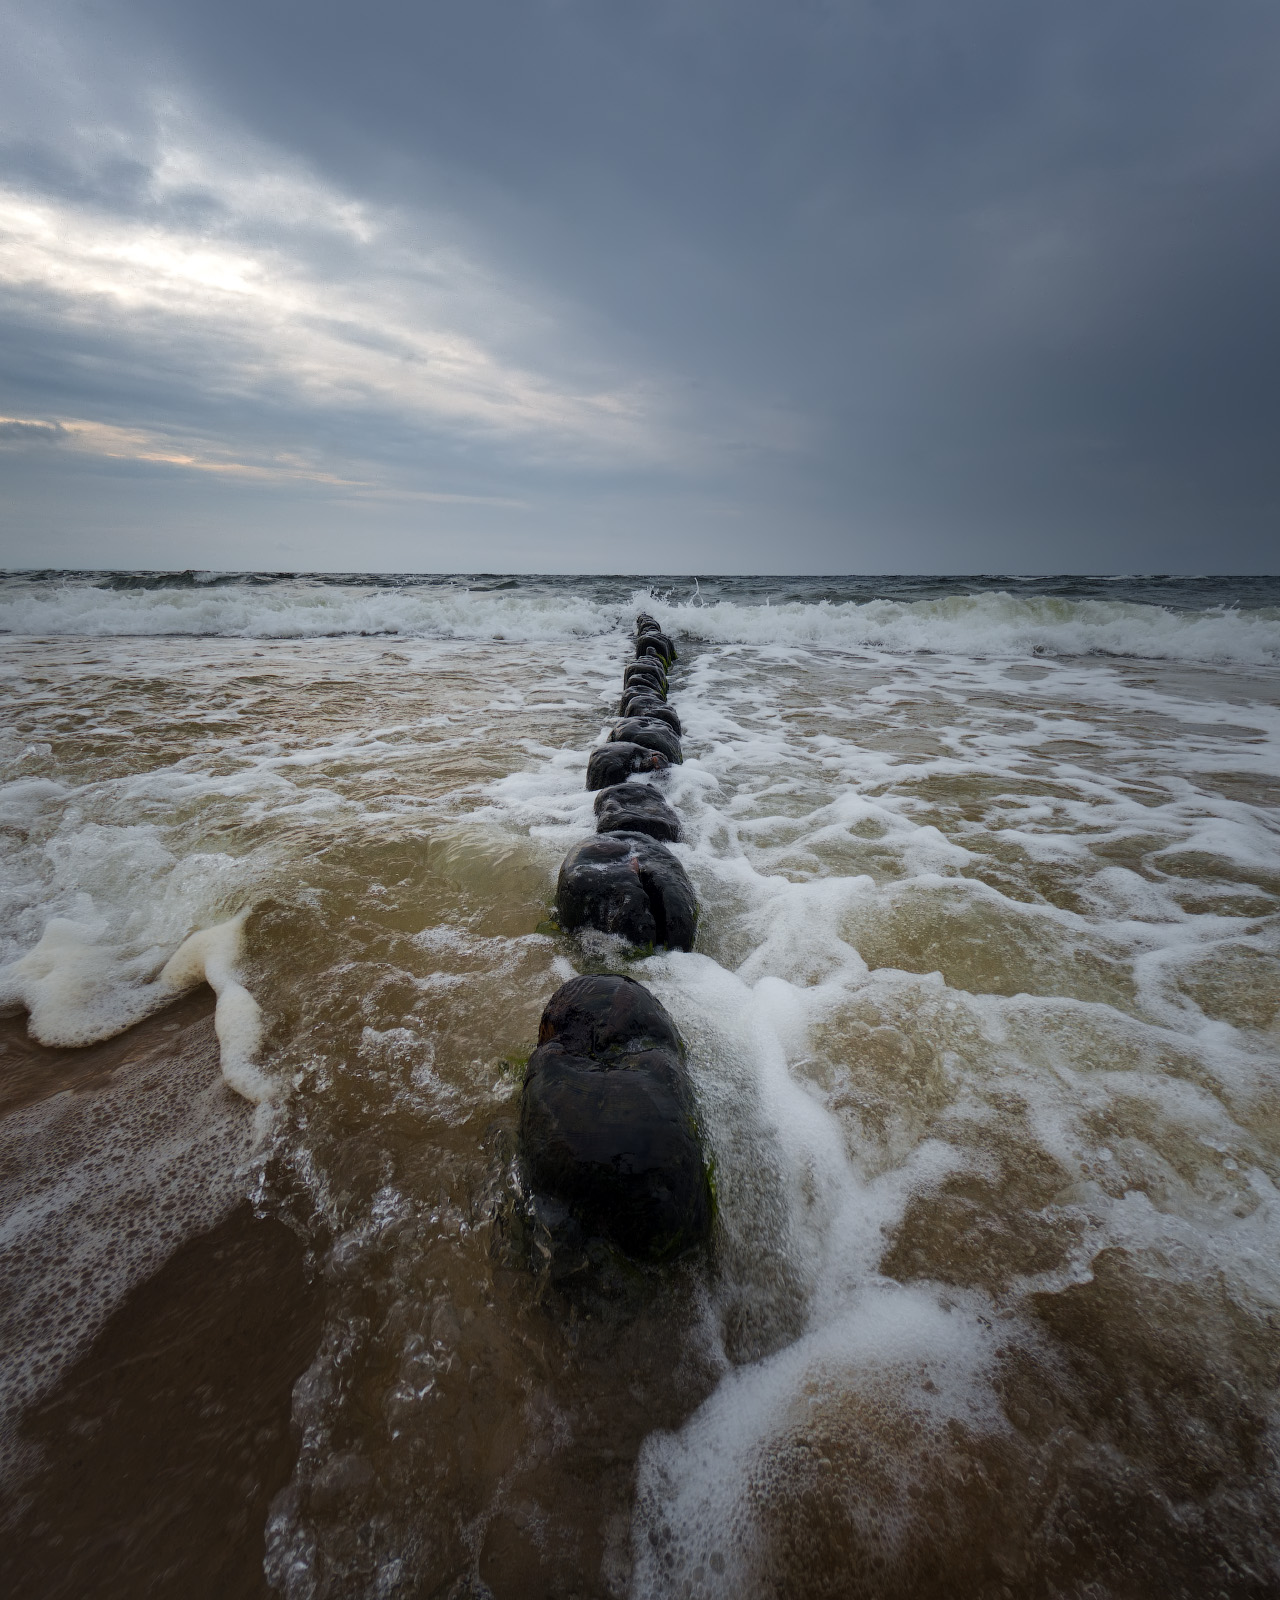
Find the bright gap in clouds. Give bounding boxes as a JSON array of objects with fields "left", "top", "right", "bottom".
[{"left": 0, "top": 109, "right": 672, "bottom": 483}]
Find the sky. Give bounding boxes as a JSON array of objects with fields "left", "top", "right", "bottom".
[{"left": 1, "top": 0, "right": 1278, "bottom": 574}]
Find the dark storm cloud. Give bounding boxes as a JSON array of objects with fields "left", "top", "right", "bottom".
[{"left": 1, "top": 0, "right": 1278, "bottom": 569}]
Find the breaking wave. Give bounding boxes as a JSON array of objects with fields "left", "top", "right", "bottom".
[{"left": 0, "top": 573, "right": 1277, "bottom": 665}]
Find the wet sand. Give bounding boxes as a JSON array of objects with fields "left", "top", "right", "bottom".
[
  {"left": 0, "top": 997, "right": 323, "bottom": 1599},
  {"left": 0, "top": 990, "right": 219, "bottom": 1117}
]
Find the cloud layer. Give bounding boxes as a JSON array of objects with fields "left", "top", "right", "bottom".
[{"left": 2, "top": 0, "right": 1278, "bottom": 571}]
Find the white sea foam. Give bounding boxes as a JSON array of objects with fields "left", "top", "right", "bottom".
[
  {"left": 0, "top": 736, "right": 283, "bottom": 1102},
  {"left": 631, "top": 1281, "right": 1011, "bottom": 1598},
  {"left": 160, "top": 917, "right": 270, "bottom": 1104},
  {"left": 653, "top": 590, "right": 1280, "bottom": 665},
  {"left": 0, "top": 578, "right": 1277, "bottom": 664},
  {"left": 0, "top": 907, "right": 271, "bottom": 1106},
  {"left": 0, "top": 815, "right": 268, "bottom": 1096},
  {"left": 0, "top": 580, "right": 629, "bottom": 645}
]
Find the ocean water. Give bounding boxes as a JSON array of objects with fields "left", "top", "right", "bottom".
[{"left": 1, "top": 571, "right": 1279, "bottom": 1597}]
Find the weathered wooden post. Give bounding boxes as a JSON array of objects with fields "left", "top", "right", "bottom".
[{"left": 519, "top": 614, "right": 711, "bottom": 1261}]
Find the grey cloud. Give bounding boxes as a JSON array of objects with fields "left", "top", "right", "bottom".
[
  {"left": 0, "top": 418, "right": 66, "bottom": 443},
  {"left": 1, "top": 0, "right": 1279, "bottom": 570}
]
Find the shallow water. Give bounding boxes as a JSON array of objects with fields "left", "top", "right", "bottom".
[{"left": 1, "top": 575, "right": 1278, "bottom": 1597}]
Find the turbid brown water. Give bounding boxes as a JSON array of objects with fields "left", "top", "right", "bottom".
[{"left": 2, "top": 582, "right": 1279, "bottom": 1598}]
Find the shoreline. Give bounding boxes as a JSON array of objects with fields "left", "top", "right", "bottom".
[
  {"left": 0, "top": 992, "right": 323, "bottom": 1596},
  {"left": 0, "top": 989, "right": 218, "bottom": 1118}
]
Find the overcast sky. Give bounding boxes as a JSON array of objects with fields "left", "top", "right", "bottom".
[{"left": 1, "top": 0, "right": 1277, "bottom": 573}]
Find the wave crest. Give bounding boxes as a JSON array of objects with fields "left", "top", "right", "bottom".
[
  {"left": 0, "top": 576, "right": 1276, "bottom": 665},
  {"left": 654, "top": 590, "right": 1280, "bottom": 665}
]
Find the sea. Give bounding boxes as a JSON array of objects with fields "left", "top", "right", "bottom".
[{"left": 1, "top": 570, "right": 1278, "bottom": 1599}]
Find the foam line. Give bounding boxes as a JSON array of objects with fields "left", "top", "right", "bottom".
[{"left": 160, "top": 916, "right": 271, "bottom": 1104}]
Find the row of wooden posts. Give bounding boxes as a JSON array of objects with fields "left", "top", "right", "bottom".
[{"left": 515, "top": 616, "right": 714, "bottom": 1262}]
